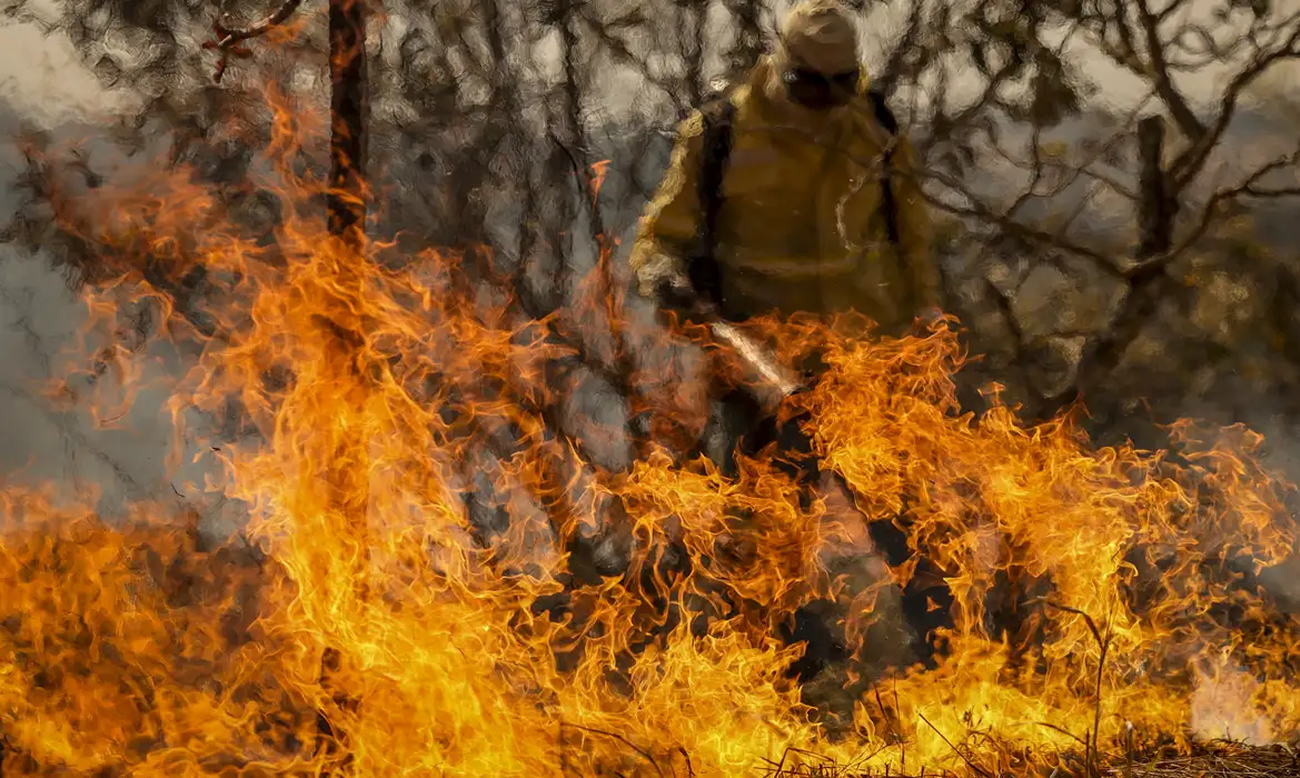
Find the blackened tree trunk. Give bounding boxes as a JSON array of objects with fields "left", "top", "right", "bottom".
[
  {"left": 317, "top": 0, "right": 370, "bottom": 773},
  {"left": 1135, "top": 116, "right": 1176, "bottom": 259},
  {"left": 329, "top": 0, "right": 368, "bottom": 248}
]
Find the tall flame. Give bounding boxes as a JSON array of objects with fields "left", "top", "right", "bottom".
[{"left": 0, "top": 90, "right": 1296, "bottom": 777}]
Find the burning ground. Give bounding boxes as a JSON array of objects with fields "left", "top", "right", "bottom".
[{"left": 1, "top": 92, "right": 1299, "bottom": 777}]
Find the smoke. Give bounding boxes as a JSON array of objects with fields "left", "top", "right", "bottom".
[
  {"left": 1190, "top": 661, "right": 1276, "bottom": 746},
  {"left": 0, "top": 241, "right": 247, "bottom": 525},
  {"left": 0, "top": 21, "right": 150, "bottom": 507},
  {"left": 0, "top": 108, "right": 241, "bottom": 538},
  {"left": 0, "top": 20, "right": 129, "bottom": 127}
]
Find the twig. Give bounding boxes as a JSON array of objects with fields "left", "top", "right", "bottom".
[
  {"left": 1125, "top": 720, "right": 1135, "bottom": 778},
  {"left": 1034, "top": 598, "right": 1113, "bottom": 778},
  {"left": 759, "top": 746, "right": 835, "bottom": 777},
  {"left": 559, "top": 718, "right": 570, "bottom": 776},
  {"left": 873, "top": 682, "right": 904, "bottom": 747},
  {"left": 561, "top": 722, "right": 665, "bottom": 777},
  {"left": 895, "top": 679, "right": 905, "bottom": 772},
  {"left": 202, "top": 0, "right": 308, "bottom": 82},
  {"left": 1027, "top": 720, "right": 1090, "bottom": 748},
  {"left": 675, "top": 746, "right": 695, "bottom": 777},
  {"left": 1154, "top": 145, "right": 1300, "bottom": 275},
  {"left": 916, "top": 711, "right": 993, "bottom": 778}
]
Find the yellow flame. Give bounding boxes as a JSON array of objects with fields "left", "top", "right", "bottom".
[{"left": 0, "top": 87, "right": 1296, "bottom": 777}]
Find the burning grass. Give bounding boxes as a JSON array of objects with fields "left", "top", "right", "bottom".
[
  {"left": 0, "top": 92, "right": 1297, "bottom": 776},
  {"left": 756, "top": 739, "right": 1300, "bottom": 778},
  {"left": 1108, "top": 739, "right": 1300, "bottom": 778}
]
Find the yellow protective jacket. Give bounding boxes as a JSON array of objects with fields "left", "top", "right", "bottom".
[{"left": 629, "top": 57, "right": 939, "bottom": 334}]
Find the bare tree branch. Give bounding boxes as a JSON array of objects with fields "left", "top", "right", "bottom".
[
  {"left": 1170, "top": 19, "right": 1300, "bottom": 187},
  {"left": 1167, "top": 145, "right": 1300, "bottom": 263},
  {"left": 203, "top": 0, "right": 308, "bottom": 82},
  {"left": 1135, "top": 0, "right": 1208, "bottom": 142}
]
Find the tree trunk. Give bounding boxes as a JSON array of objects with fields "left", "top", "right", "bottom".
[
  {"left": 1071, "top": 115, "right": 1182, "bottom": 429},
  {"left": 316, "top": 0, "right": 369, "bottom": 772},
  {"left": 1136, "top": 116, "right": 1175, "bottom": 259},
  {"left": 329, "top": 0, "right": 368, "bottom": 248}
]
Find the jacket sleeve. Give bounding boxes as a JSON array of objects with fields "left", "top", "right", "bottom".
[
  {"left": 628, "top": 111, "right": 706, "bottom": 298},
  {"left": 890, "top": 133, "right": 941, "bottom": 312}
]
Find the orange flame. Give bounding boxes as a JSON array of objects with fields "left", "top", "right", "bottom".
[{"left": 0, "top": 87, "right": 1296, "bottom": 777}]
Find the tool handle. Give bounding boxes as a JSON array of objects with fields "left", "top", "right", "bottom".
[{"left": 656, "top": 277, "right": 806, "bottom": 408}]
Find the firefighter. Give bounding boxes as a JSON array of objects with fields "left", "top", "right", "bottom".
[
  {"left": 629, "top": 0, "right": 942, "bottom": 477},
  {"left": 629, "top": 0, "right": 940, "bottom": 334},
  {"left": 626, "top": 0, "right": 948, "bottom": 705}
]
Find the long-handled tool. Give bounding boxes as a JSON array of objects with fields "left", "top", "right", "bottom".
[
  {"left": 677, "top": 295, "right": 810, "bottom": 420},
  {"left": 674, "top": 294, "right": 938, "bottom": 673}
]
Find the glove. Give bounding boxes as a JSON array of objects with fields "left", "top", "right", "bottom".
[
  {"left": 637, "top": 253, "right": 698, "bottom": 315},
  {"left": 656, "top": 272, "right": 699, "bottom": 314},
  {"left": 911, "top": 305, "right": 945, "bottom": 335}
]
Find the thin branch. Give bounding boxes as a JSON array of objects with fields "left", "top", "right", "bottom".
[
  {"left": 1028, "top": 720, "right": 1091, "bottom": 748},
  {"left": 1124, "top": 146, "right": 1300, "bottom": 284},
  {"left": 1135, "top": 0, "right": 1207, "bottom": 142},
  {"left": 675, "top": 746, "right": 695, "bottom": 778},
  {"left": 917, "top": 166, "right": 1124, "bottom": 275},
  {"left": 202, "top": 0, "right": 308, "bottom": 82},
  {"left": 873, "top": 0, "right": 928, "bottom": 97},
  {"left": 577, "top": 8, "right": 679, "bottom": 102},
  {"left": 1035, "top": 598, "right": 1113, "bottom": 777},
  {"left": 1154, "top": 0, "right": 1196, "bottom": 24},
  {"left": 917, "top": 711, "right": 994, "bottom": 778},
  {"left": 561, "top": 722, "right": 665, "bottom": 777},
  {"left": 1170, "top": 21, "right": 1300, "bottom": 187}
]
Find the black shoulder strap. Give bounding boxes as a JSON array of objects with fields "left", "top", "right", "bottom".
[
  {"left": 689, "top": 89, "right": 899, "bottom": 307},
  {"left": 865, "top": 88, "right": 901, "bottom": 247},
  {"left": 693, "top": 93, "right": 736, "bottom": 308}
]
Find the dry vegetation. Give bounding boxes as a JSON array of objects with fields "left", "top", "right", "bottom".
[
  {"left": 0, "top": 0, "right": 1298, "bottom": 775},
  {"left": 8, "top": 0, "right": 1300, "bottom": 436}
]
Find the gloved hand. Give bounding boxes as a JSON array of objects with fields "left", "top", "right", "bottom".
[
  {"left": 655, "top": 272, "right": 699, "bottom": 315},
  {"left": 911, "top": 305, "right": 946, "bottom": 335},
  {"left": 636, "top": 253, "right": 700, "bottom": 316}
]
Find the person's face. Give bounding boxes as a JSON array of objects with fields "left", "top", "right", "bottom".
[{"left": 781, "top": 64, "right": 859, "bottom": 111}]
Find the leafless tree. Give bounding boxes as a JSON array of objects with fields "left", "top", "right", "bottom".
[
  {"left": 3, "top": 1, "right": 1300, "bottom": 766},
  {"left": 5, "top": 0, "right": 1300, "bottom": 521},
  {"left": 886, "top": 1, "right": 1300, "bottom": 424}
]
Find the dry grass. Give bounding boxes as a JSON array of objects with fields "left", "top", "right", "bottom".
[
  {"left": 755, "top": 738, "right": 1300, "bottom": 778},
  {"left": 1104, "top": 739, "right": 1300, "bottom": 778}
]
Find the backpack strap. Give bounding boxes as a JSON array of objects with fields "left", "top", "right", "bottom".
[
  {"left": 865, "top": 88, "right": 901, "bottom": 247},
  {"left": 692, "top": 93, "right": 736, "bottom": 309},
  {"left": 689, "top": 87, "right": 900, "bottom": 309}
]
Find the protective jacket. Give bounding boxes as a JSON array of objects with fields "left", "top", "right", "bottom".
[{"left": 629, "top": 56, "right": 939, "bottom": 334}]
